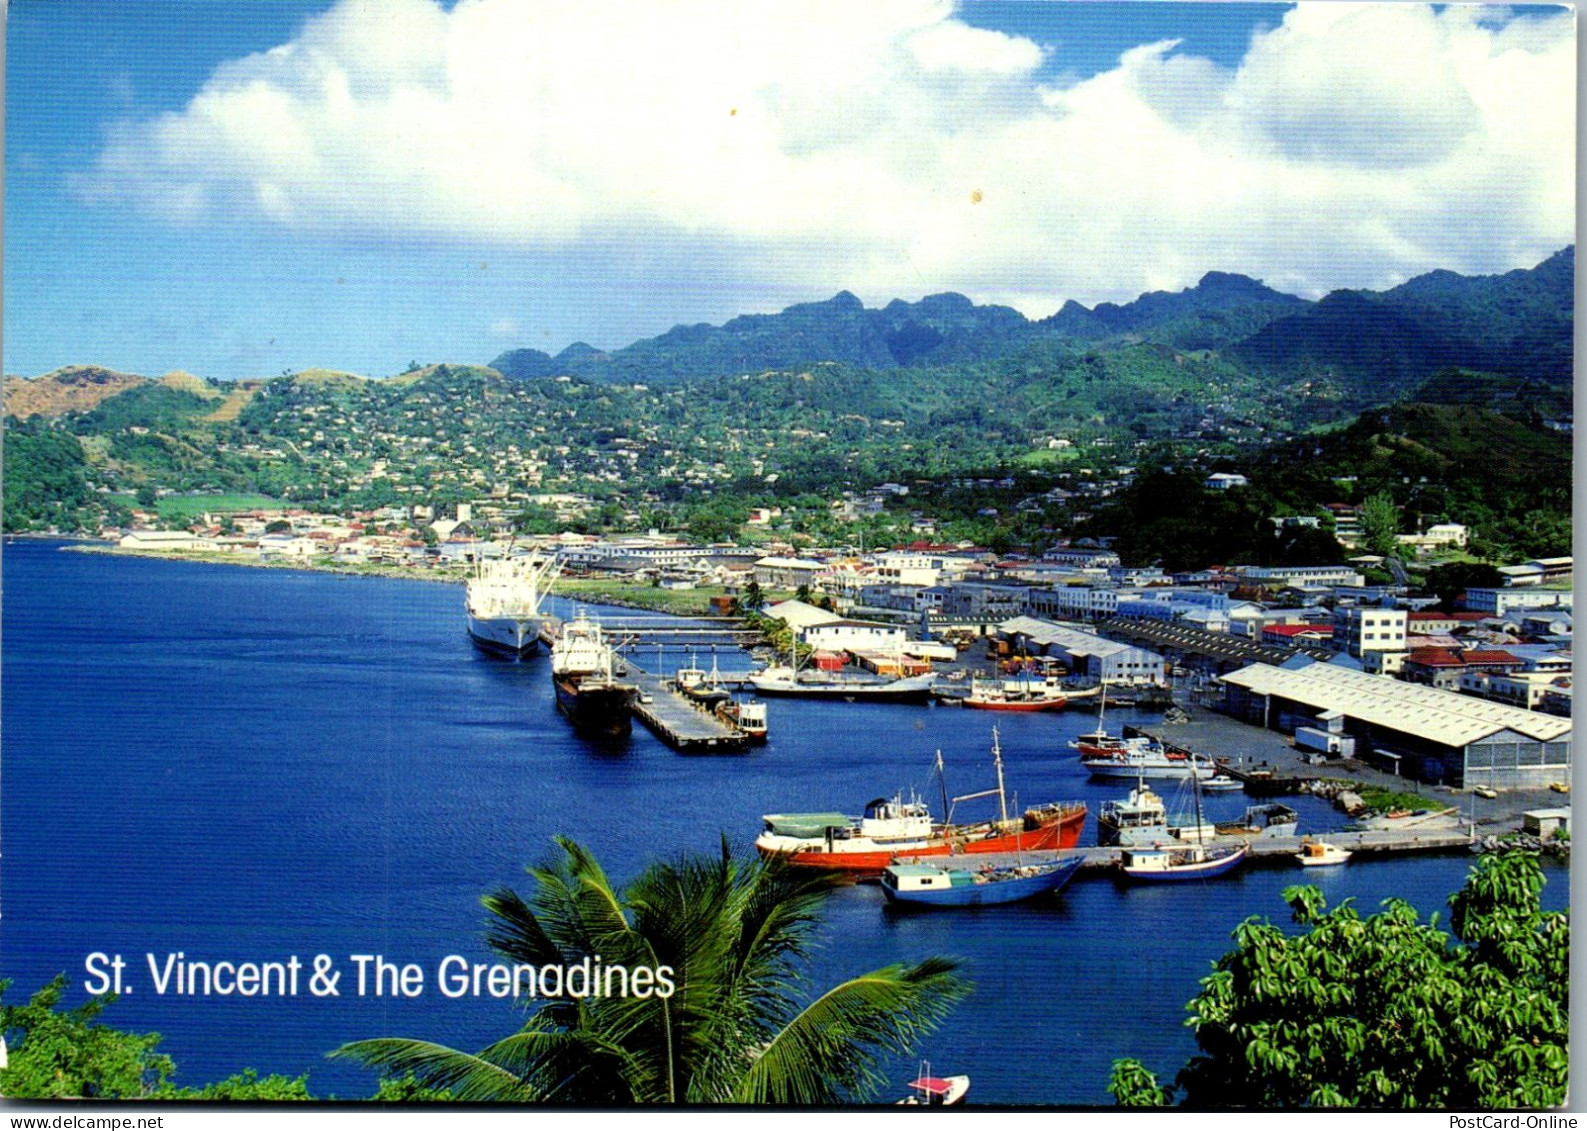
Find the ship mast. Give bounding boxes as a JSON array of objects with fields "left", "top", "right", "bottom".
[
  {"left": 992, "top": 727, "right": 1009, "bottom": 826},
  {"left": 935, "top": 749, "right": 950, "bottom": 832}
]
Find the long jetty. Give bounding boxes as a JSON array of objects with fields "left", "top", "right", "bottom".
[{"left": 626, "top": 665, "right": 754, "bottom": 754}]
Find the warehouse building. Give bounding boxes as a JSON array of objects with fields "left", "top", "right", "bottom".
[
  {"left": 1219, "top": 660, "right": 1571, "bottom": 789},
  {"left": 997, "top": 616, "right": 1166, "bottom": 684}
]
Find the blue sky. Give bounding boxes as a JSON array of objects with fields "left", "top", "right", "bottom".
[{"left": 5, "top": 1, "right": 1574, "bottom": 382}]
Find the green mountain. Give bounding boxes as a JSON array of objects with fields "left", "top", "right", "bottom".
[
  {"left": 490, "top": 271, "right": 1311, "bottom": 383},
  {"left": 1236, "top": 248, "right": 1573, "bottom": 400}
]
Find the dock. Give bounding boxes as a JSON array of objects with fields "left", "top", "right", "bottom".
[
  {"left": 892, "top": 827, "right": 1476, "bottom": 878},
  {"left": 626, "top": 666, "right": 754, "bottom": 754}
]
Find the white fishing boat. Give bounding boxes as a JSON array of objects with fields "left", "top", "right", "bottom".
[
  {"left": 1296, "top": 841, "right": 1353, "bottom": 867},
  {"left": 1082, "top": 737, "right": 1217, "bottom": 781},
  {"left": 465, "top": 551, "right": 560, "bottom": 659}
]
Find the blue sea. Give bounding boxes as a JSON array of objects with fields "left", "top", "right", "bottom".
[{"left": 1, "top": 541, "right": 1565, "bottom": 1105}]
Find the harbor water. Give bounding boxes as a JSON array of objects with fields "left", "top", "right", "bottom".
[{"left": 2, "top": 541, "right": 1566, "bottom": 1105}]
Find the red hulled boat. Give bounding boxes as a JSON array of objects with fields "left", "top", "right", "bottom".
[{"left": 754, "top": 730, "right": 1087, "bottom": 878}]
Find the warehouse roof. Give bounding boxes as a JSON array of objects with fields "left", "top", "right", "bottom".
[
  {"left": 1219, "top": 661, "right": 1573, "bottom": 748},
  {"left": 999, "top": 616, "right": 1136, "bottom": 658}
]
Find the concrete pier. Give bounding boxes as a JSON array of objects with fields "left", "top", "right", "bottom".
[{"left": 627, "top": 667, "right": 753, "bottom": 754}]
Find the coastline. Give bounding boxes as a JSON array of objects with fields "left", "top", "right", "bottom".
[{"left": 55, "top": 542, "right": 746, "bottom": 615}]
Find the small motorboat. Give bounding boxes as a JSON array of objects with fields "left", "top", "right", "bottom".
[
  {"left": 1200, "top": 774, "right": 1243, "bottom": 792},
  {"left": 898, "top": 1062, "right": 970, "bottom": 1106},
  {"left": 1296, "top": 840, "right": 1352, "bottom": 867}
]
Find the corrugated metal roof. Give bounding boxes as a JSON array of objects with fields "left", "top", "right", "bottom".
[
  {"left": 1219, "top": 662, "right": 1573, "bottom": 748},
  {"left": 998, "top": 616, "right": 1134, "bottom": 658}
]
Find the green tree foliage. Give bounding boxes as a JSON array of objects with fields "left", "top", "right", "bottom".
[
  {"left": 1423, "top": 561, "right": 1505, "bottom": 609},
  {"left": 1359, "top": 490, "right": 1400, "bottom": 556},
  {"left": 0, "top": 975, "right": 174, "bottom": 1098},
  {"left": 1, "top": 419, "right": 96, "bottom": 532},
  {"left": 1109, "top": 853, "right": 1568, "bottom": 1109},
  {"left": 155, "top": 1068, "right": 315, "bottom": 1101},
  {"left": 336, "top": 837, "right": 968, "bottom": 1103}
]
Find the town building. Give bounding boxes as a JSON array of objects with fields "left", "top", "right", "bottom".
[
  {"left": 996, "top": 617, "right": 1166, "bottom": 684},
  {"left": 1332, "top": 606, "right": 1408, "bottom": 659},
  {"left": 1219, "top": 659, "right": 1571, "bottom": 788}
]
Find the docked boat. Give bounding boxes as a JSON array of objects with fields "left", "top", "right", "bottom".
[
  {"left": 1118, "top": 745, "right": 1247, "bottom": 882},
  {"left": 465, "top": 552, "right": 560, "bottom": 658},
  {"left": 1296, "top": 841, "right": 1352, "bottom": 867},
  {"left": 747, "top": 664, "right": 937, "bottom": 702},
  {"left": 1119, "top": 841, "right": 1248, "bottom": 881},
  {"left": 881, "top": 855, "right": 1083, "bottom": 908},
  {"left": 1201, "top": 774, "right": 1243, "bottom": 792},
  {"left": 755, "top": 732, "right": 1086, "bottom": 877},
  {"left": 1068, "top": 680, "right": 1130, "bottom": 752},
  {"left": 550, "top": 613, "right": 634, "bottom": 736},
  {"left": 1216, "top": 802, "right": 1300, "bottom": 838},
  {"left": 677, "top": 663, "right": 768, "bottom": 742},
  {"left": 963, "top": 673, "right": 1067, "bottom": 712},
  {"left": 1096, "top": 780, "right": 1170, "bottom": 847},
  {"left": 1081, "top": 738, "right": 1217, "bottom": 782},
  {"left": 897, "top": 1064, "right": 970, "bottom": 1106},
  {"left": 715, "top": 697, "right": 768, "bottom": 741}
]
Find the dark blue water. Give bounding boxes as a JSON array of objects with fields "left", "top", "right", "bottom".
[{"left": 2, "top": 542, "right": 1566, "bottom": 1104}]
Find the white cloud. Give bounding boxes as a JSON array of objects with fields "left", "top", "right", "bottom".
[{"left": 80, "top": 0, "right": 1574, "bottom": 311}]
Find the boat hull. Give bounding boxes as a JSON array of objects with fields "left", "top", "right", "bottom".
[
  {"left": 759, "top": 804, "right": 1086, "bottom": 878},
  {"left": 882, "top": 856, "right": 1083, "bottom": 907},
  {"left": 749, "top": 681, "right": 934, "bottom": 703},
  {"left": 553, "top": 676, "right": 633, "bottom": 737},
  {"left": 467, "top": 613, "right": 544, "bottom": 659},
  {"left": 1120, "top": 844, "right": 1247, "bottom": 882},
  {"left": 1083, "top": 759, "right": 1215, "bottom": 782},
  {"left": 963, "top": 697, "right": 1065, "bottom": 712}
]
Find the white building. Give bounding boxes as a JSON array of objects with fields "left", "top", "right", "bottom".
[
  {"left": 998, "top": 616, "right": 1167, "bottom": 684},
  {"left": 1026, "top": 585, "right": 1127, "bottom": 620},
  {"left": 1332, "top": 607, "right": 1408, "bottom": 659},
  {"left": 801, "top": 619, "right": 909, "bottom": 653},
  {"left": 1239, "top": 565, "right": 1366, "bottom": 588}
]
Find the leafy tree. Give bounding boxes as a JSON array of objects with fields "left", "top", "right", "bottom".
[
  {"left": 156, "top": 1067, "right": 315, "bottom": 1101},
  {"left": 0, "top": 975, "right": 174, "bottom": 1098},
  {"left": 741, "top": 580, "right": 765, "bottom": 613},
  {"left": 1109, "top": 853, "right": 1568, "bottom": 1109},
  {"left": 1359, "top": 490, "right": 1400, "bottom": 556},
  {"left": 336, "top": 837, "right": 968, "bottom": 1103},
  {"left": 1422, "top": 561, "right": 1504, "bottom": 609},
  {"left": 265, "top": 519, "right": 293, "bottom": 534},
  {"left": 369, "top": 1072, "right": 456, "bottom": 1102}
]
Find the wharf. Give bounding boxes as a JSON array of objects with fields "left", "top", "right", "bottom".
[
  {"left": 626, "top": 666, "right": 753, "bottom": 754},
  {"left": 895, "top": 827, "right": 1475, "bottom": 877}
]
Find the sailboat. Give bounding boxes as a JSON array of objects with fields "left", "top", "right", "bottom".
[
  {"left": 1069, "top": 678, "right": 1125, "bottom": 754},
  {"left": 1118, "top": 739, "right": 1247, "bottom": 881}
]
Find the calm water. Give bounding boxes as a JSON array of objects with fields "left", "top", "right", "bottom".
[{"left": 1, "top": 541, "right": 1565, "bottom": 1105}]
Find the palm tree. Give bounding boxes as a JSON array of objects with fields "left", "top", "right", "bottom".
[{"left": 335, "top": 837, "right": 969, "bottom": 1104}]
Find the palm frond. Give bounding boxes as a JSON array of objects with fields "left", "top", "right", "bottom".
[
  {"left": 330, "top": 1038, "right": 535, "bottom": 1101},
  {"left": 732, "top": 957, "right": 972, "bottom": 1105}
]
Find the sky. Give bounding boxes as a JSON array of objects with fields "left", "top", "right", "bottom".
[{"left": 4, "top": 1, "right": 1576, "bottom": 382}]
